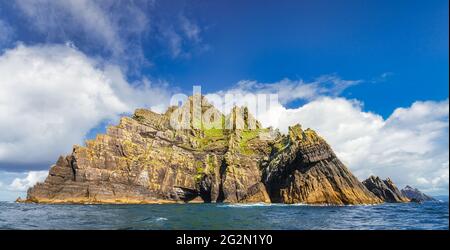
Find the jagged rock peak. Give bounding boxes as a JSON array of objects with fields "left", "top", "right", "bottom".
[
  {"left": 263, "top": 124, "right": 381, "bottom": 205},
  {"left": 288, "top": 124, "right": 323, "bottom": 144},
  {"left": 401, "top": 185, "right": 436, "bottom": 202},
  {"left": 362, "top": 176, "right": 410, "bottom": 203},
  {"left": 132, "top": 108, "right": 170, "bottom": 130}
]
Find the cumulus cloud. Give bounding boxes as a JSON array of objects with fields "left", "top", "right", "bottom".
[
  {"left": 275, "top": 99, "right": 448, "bottom": 194},
  {"left": 1, "top": 48, "right": 446, "bottom": 196},
  {"left": 0, "top": 170, "right": 48, "bottom": 200},
  {"left": 8, "top": 170, "right": 48, "bottom": 191},
  {"left": 0, "top": 43, "right": 171, "bottom": 164},
  {"left": 206, "top": 81, "right": 449, "bottom": 195}
]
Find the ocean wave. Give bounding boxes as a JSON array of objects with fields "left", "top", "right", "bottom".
[
  {"left": 155, "top": 217, "right": 168, "bottom": 221},
  {"left": 216, "top": 202, "right": 378, "bottom": 208},
  {"left": 217, "top": 203, "right": 274, "bottom": 208},
  {"left": 1, "top": 202, "right": 447, "bottom": 229},
  {"left": 139, "top": 216, "right": 168, "bottom": 222}
]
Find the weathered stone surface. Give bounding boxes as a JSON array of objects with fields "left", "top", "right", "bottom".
[
  {"left": 401, "top": 185, "right": 436, "bottom": 202},
  {"left": 362, "top": 176, "right": 410, "bottom": 203},
  {"left": 25, "top": 96, "right": 381, "bottom": 205},
  {"left": 263, "top": 125, "right": 381, "bottom": 205}
]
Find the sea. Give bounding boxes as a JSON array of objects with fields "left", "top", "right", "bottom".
[{"left": 0, "top": 199, "right": 448, "bottom": 230}]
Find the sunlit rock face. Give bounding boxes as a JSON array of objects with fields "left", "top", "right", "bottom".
[
  {"left": 25, "top": 96, "right": 381, "bottom": 205},
  {"left": 263, "top": 125, "right": 381, "bottom": 205}
]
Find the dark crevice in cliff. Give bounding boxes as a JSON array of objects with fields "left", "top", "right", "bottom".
[
  {"left": 216, "top": 159, "right": 228, "bottom": 203},
  {"left": 198, "top": 177, "right": 212, "bottom": 203},
  {"left": 69, "top": 156, "right": 77, "bottom": 181},
  {"left": 116, "top": 144, "right": 126, "bottom": 157}
]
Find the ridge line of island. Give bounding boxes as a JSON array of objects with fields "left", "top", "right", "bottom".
[{"left": 18, "top": 95, "right": 437, "bottom": 205}]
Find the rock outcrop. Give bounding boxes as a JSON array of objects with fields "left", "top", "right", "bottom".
[
  {"left": 362, "top": 176, "right": 410, "bottom": 203},
  {"left": 263, "top": 125, "right": 380, "bottom": 204},
  {"left": 24, "top": 96, "right": 381, "bottom": 205},
  {"left": 401, "top": 185, "right": 436, "bottom": 202}
]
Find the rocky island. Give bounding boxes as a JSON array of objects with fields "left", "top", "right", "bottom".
[
  {"left": 362, "top": 176, "right": 410, "bottom": 203},
  {"left": 21, "top": 96, "right": 414, "bottom": 205},
  {"left": 401, "top": 185, "right": 436, "bottom": 202}
]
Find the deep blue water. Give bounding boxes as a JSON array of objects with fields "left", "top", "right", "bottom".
[{"left": 0, "top": 201, "right": 448, "bottom": 230}]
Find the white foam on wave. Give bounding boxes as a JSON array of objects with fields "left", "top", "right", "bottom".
[
  {"left": 217, "top": 202, "right": 379, "bottom": 208},
  {"left": 217, "top": 203, "right": 272, "bottom": 208},
  {"left": 155, "top": 217, "right": 168, "bottom": 221}
]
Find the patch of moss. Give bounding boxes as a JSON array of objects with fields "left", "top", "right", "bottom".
[
  {"left": 241, "top": 130, "right": 260, "bottom": 141},
  {"left": 195, "top": 128, "right": 227, "bottom": 149},
  {"left": 238, "top": 129, "right": 262, "bottom": 155},
  {"left": 205, "top": 154, "right": 217, "bottom": 173},
  {"left": 204, "top": 128, "right": 224, "bottom": 138},
  {"left": 122, "top": 139, "right": 145, "bottom": 159},
  {"left": 194, "top": 161, "right": 205, "bottom": 182},
  {"left": 273, "top": 136, "right": 289, "bottom": 153}
]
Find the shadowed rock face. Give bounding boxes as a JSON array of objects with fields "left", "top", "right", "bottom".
[
  {"left": 263, "top": 125, "right": 381, "bottom": 205},
  {"left": 362, "top": 176, "right": 410, "bottom": 203},
  {"left": 25, "top": 96, "right": 381, "bottom": 205},
  {"left": 401, "top": 185, "right": 436, "bottom": 202}
]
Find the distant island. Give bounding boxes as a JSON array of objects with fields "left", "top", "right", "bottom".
[{"left": 19, "top": 95, "right": 434, "bottom": 205}]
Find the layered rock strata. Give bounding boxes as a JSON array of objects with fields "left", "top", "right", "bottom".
[
  {"left": 25, "top": 96, "right": 381, "bottom": 205},
  {"left": 362, "top": 176, "right": 410, "bottom": 203}
]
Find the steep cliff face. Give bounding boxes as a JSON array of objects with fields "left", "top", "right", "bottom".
[
  {"left": 25, "top": 96, "right": 380, "bottom": 205},
  {"left": 263, "top": 125, "right": 381, "bottom": 205},
  {"left": 362, "top": 176, "right": 410, "bottom": 203}
]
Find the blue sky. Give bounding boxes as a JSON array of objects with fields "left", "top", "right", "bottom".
[
  {"left": 147, "top": 0, "right": 449, "bottom": 117},
  {"left": 2, "top": 0, "right": 448, "bottom": 116},
  {"left": 0, "top": 0, "right": 448, "bottom": 199}
]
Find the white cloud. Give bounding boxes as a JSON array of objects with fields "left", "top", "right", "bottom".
[
  {"left": 16, "top": 0, "right": 118, "bottom": 53},
  {"left": 180, "top": 15, "right": 201, "bottom": 43},
  {"left": 212, "top": 75, "right": 361, "bottom": 105},
  {"left": 0, "top": 170, "right": 41, "bottom": 200},
  {"left": 15, "top": 0, "right": 206, "bottom": 64},
  {"left": 158, "top": 14, "right": 207, "bottom": 59},
  {"left": 0, "top": 40, "right": 447, "bottom": 197},
  {"left": 0, "top": 43, "right": 171, "bottom": 164},
  {"left": 15, "top": 0, "right": 151, "bottom": 64},
  {"left": 161, "top": 27, "right": 184, "bottom": 58},
  {"left": 207, "top": 81, "right": 449, "bottom": 195},
  {"left": 8, "top": 170, "right": 48, "bottom": 191},
  {"left": 268, "top": 98, "right": 448, "bottom": 194}
]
